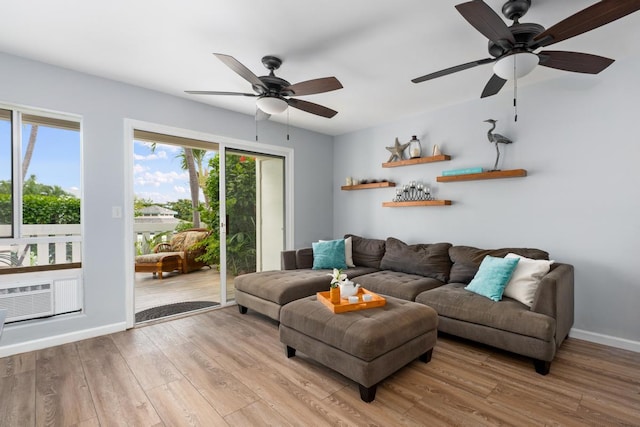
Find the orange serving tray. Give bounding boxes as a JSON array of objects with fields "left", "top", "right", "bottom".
[{"left": 317, "top": 288, "right": 386, "bottom": 313}]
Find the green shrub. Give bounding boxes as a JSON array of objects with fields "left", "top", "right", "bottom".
[{"left": 0, "top": 194, "right": 80, "bottom": 224}]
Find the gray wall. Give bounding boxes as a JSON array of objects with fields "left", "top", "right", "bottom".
[
  {"left": 334, "top": 54, "right": 640, "bottom": 346},
  {"left": 0, "top": 52, "right": 333, "bottom": 348}
]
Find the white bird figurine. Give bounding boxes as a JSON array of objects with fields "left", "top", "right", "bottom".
[{"left": 484, "top": 119, "right": 513, "bottom": 171}]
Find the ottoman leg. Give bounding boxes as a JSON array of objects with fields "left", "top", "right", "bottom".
[
  {"left": 359, "top": 384, "right": 377, "bottom": 403},
  {"left": 238, "top": 305, "right": 248, "bottom": 314},
  {"left": 420, "top": 349, "right": 433, "bottom": 363},
  {"left": 285, "top": 346, "right": 296, "bottom": 358}
]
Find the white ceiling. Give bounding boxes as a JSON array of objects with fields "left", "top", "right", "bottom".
[{"left": 2, "top": 0, "right": 640, "bottom": 136}]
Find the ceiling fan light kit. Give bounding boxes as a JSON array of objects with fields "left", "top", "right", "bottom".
[
  {"left": 256, "top": 96, "right": 288, "bottom": 114},
  {"left": 493, "top": 52, "right": 539, "bottom": 79}
]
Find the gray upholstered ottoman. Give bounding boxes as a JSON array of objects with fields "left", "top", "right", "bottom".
[{"left": 279, "top": 295, "right": 438, "bottom": 402}]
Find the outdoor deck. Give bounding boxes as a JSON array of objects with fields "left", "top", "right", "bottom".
[{"left": 135, "top": 267, "right": 236, "bottom": 314}]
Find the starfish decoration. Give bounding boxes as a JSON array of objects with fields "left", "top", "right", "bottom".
[{"left": 386, "top": 137, "right": 410, "bottom": 162}]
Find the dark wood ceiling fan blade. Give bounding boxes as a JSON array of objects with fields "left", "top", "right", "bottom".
[
  {"left": 185, "top": 90, "right": 257, "bottom": 97},
  {"left": 480, "top": 74, "right": 507, "bottom": 98},
  {"left": 533, "top": 0, "right": 640, "bottom": 47},
  {"left": 287, "top": 98, "right": 338, "bottom": 118},
  {"left": 455, "top": 0, "right": 515, "bottom": 45},
  {"left": 538, "top": 51, "right": 615, "bottom": 74},
  {"left": 412, "top": 58, "right": 495, "bottom": 83},
  {"left": 213, "top": 53, "right": 266, "bottom": 89},
  {"left": 285, "top": 77, "right": 343, "bottom": 96}
]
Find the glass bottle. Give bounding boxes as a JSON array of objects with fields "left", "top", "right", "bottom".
[{"left": 408, "top": 135, "right": 421, "bottom": 158}]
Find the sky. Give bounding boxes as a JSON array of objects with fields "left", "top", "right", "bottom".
[
  {"left": 134, "top": 141, "right": 217, "bottom": 204},
  {"left": 1, "top": 116, "right": 217, "bottom": 204},
  {"left": 0, "top": 123, "right": 81, "bottom": 197}
]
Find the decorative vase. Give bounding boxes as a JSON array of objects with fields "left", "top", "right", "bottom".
[
  {"left": 408, "top": 135, "right": 421, "bottom": 158},
  {"left": 330, "top": 287, "right": 340, "bottom": 304}
]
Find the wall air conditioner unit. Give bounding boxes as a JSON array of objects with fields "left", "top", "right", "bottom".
[
  {"left": 53, "top": 277, "right": 82, "bottom": 315},
  {"left": 0, "top": 282, "right": 54, "bottom": 322}
]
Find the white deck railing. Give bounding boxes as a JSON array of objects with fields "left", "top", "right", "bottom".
[{"left": 0, "top": 223, "right": 181, "bottom": 267}]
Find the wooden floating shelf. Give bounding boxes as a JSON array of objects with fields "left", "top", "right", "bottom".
[
  {"left": 382, "top": 154, "right": 451, "bottom": 168},
  {"left": 382, "top": 200, "right": 452, "bottom": 207},
  {"left": 436, "top": 169, "right": 527, "bottom": 182},
  {"left": 341, "top": 181, "right": 396, "bottom": 190}
]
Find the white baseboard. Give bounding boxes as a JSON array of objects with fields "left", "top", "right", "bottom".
[
  {"left": 570, "top": 328, "right": 640, "bottom": 353},
  {"left": 0, "top": 321, "right": 127, "bottom": 358}
]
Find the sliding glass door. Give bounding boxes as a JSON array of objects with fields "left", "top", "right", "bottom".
[{"left": 220, "top": 149, "right": 285, "bottom": 303}]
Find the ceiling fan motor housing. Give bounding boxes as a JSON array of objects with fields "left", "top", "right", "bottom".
[
  {"left": 488, "top": 22, "right": 545, "bottom": 58},
  {"left": 254, "top": 56, "right": 295, "bottom": 96}
]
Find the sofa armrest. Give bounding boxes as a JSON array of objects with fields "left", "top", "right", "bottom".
[
  {"left": 281, "top": 250, "right": 298, "bottom": 270},
  {"left": 531, "top": 263, "right": 574, "bottom": 345}
]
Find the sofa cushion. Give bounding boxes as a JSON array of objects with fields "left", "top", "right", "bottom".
[
  {"left": 379, "top": 238, "right": 452, "bottom": 282},
  {"left": 416, "top": 283, "right": 556, "bottom": 342},
  {"left": 295, "top": 248, "right": 314, "bottom": 269},
  {"left": 344, "top": 234, "right": 386, "bottom": 269},
  {"left": 449, "top": 245, "right": 549, "bottom": 285},
  {"left": 503, "top": 253, "right": 555, "bottom": 307},
  {"left": 234, "top": 266, "right": 378, "bottom": 306},
  {"left": 320, "top": 237, "right": 355, "bottom": 267},
  {"left": 135, "top": 252, "right": 182, "bottom": 263},
  {"left": 464, "top": 255, "right": 519, "bottom": 301},
  {"left": 312, "top": 239, "right": 347, "bottom": 270},
  {"left": 355, "top": 270, "right": 445, "bottom": 301}
]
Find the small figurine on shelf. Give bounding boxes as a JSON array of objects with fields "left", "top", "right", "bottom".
[
  {"left": 484, "top": 119, "right": 513, "bottom": 171},
  {"left": 432, "top": 144, "right": 442, "bottom": 156},
  {"left": 385, "top": 137, "right": 410, "bottom": 162}
]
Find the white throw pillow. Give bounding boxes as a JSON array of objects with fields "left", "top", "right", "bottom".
[
  {"left": 503, "top": 253, "right": 554, "bottom": 307},
  {"left": 320, "top": 237, "right": 355, "bottom": 267}
]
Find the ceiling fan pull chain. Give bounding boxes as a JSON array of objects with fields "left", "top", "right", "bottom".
[
  {"left": 287, "top": 108, "right": 290, "bottom": 141},
  {"left": 513, "top": 56, "right": 517, "bottom": 122},
  {"left": 255, "top": 106, "right": 259, "bottom": 141}
]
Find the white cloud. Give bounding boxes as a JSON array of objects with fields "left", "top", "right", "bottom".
[
  {"left": 133, "top": 164, "right": 147, "bottom": 174},
  {"left": 162, "top": 144, "right": 182, "bottom": 153},
  {"left": 135, "top": 170, "right": 188, "bottom": 187},
  {"left": 135, "top": 191, "right": 172, "bottom": 204},
  {"left": 134, "top": 151, "right": 168, "bottom": 161},
  {"left": 174, "top": 185, "right": 187, "bottom": 194}
]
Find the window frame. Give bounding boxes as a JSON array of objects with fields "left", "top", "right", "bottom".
[{"left": 0, "top": 105, "right": 83, "bottom": 272}]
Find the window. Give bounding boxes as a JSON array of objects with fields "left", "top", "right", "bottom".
[
  {"left": 0, "top": 110, "right": 12, "bottom": 239},
  {"left": 0, "top": 108, "right": 81, "bottom": 270}
]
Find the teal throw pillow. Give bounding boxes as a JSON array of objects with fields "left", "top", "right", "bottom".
[
  {"left": 464, "top": 255, "right": 520, "bottom": 301},
  {"left": 312, "top": 239, "right": 348, "bottom": 270}
]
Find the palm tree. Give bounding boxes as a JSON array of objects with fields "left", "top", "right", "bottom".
[
  {"left": 176, "top": 148, "right": 210, "bottom": 208},
  {"left": 183, "top": 148, "right": 201, "bottom": 228},
  {"left": 146, "top": 142, "right": 205, "bottom": 228}
]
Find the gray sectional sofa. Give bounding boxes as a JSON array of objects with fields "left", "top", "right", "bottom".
[{"left": 234, "top": 234, "right": 574, "bottom": 374}]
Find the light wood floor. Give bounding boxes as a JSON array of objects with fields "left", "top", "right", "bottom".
[
  {"left": 1, "top": 307, "right": 639, "bottom": 426},
  {"left": 135, "top": 268, "right": 236, "bottom": 313}
]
